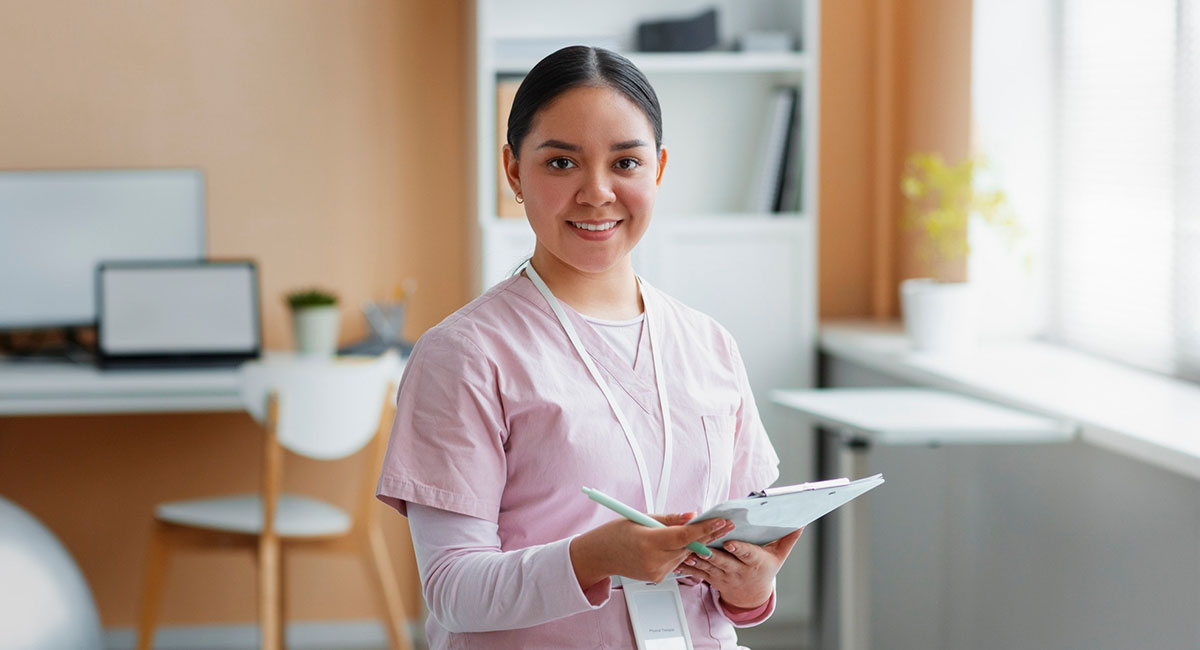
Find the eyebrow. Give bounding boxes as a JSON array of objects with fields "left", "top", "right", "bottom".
[
  {"left": 611, "top": 139, "right": 650, "bottom": 151},
  {"left": 534, "top": 139, "right": 651, "bottom": 152}
]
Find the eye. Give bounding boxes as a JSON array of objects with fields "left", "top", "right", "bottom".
[
  {"left": 614, "top": 158, "right": 642, "bottom": 171},
  {"left": 547, "top": 157, "right": 576, "bottom": 170}
]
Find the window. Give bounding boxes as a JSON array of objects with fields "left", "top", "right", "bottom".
[{"left": 973, "top": 0, "right": 1200, "bottom": 381}]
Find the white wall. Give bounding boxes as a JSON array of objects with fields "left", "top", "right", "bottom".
[{"left": 826, "top": 356, "right": 1200, "bottom": 650}]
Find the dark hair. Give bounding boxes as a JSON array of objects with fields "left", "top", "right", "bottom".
[{"left": 506, "top": 46, "right": 663, "bottom": 158}]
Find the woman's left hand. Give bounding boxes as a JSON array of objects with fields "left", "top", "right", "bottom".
[{"left": 673, "top": 528, "right": 803, "bottom": 610}]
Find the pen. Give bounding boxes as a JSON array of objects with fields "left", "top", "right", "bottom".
[{"left": 581, "top": 486, "right": 713, "bottom": 558}]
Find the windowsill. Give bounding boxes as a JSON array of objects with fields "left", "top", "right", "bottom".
[{"left": 819, "top": 320, "right": 1200, "bottom": 482}]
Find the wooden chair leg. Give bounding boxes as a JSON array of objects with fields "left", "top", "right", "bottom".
[
  {"left": 136, "top": 521, "right": 171, "bottom": 650},
  {"left": 363, "top": 522, "right": 414, "bottom": 650},
  {"left": 258, "top": 536, "right": 283, "bottom": 650},
  {"left": 278, "top": 544, "right": 288, "bottom": 648}
]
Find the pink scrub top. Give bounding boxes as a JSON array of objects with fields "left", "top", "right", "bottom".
[{"left": 377, "top": 273, "right": 780, "bottom": 649}]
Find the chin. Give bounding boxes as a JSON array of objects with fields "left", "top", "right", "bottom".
[{"left": 558, "top": 247, "right": 632, "bottom": 276}]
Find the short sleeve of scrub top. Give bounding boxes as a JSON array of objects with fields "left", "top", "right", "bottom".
[{"left": 376, "top": 326, "right": 507, "bottom": 522}]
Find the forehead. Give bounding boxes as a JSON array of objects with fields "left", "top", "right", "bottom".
[{"left": 524, "top": 85, "right": 656, "bottom": 149}]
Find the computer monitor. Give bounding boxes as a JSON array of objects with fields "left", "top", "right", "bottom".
[{"left": 0, "top": 169, "right": 205, "bottom": 330}]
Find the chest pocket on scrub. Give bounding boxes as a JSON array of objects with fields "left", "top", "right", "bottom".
[{"left": 701, "top": 414, "right": 736, "bottom": 508}]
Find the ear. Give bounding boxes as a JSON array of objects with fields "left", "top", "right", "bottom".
[
  {"left": 502, "top": 144, "right": 522, "bottom": 198},
  {"left": 656, "top": 147, "right": 668, "bottom": 186}
]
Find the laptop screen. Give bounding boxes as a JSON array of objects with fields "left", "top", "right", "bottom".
[{"left": 98, "top": 261, "right": 259, "bottom": 361}]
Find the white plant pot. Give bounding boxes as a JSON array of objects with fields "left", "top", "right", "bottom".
[
  {"left": 291, "top": 306, "right": 341, "bottom": 357},
  {"left": 900, "top": 278, "right": 977, "bottom": 352}
]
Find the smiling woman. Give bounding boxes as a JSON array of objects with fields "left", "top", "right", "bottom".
[
  {"left": 504, "top": 84, "right": 664, "bottom": 317},
  {"left": 376, "top": 46, "right": 798, "bottom": 650},
  {"left": 501, "top": 47, "right": 668, "bottom": 318}
]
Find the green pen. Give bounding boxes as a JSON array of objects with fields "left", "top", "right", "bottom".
[{"left": 581, "top": 486, "right": 714, "bottom": 558}]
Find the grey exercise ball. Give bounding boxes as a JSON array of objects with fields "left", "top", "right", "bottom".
[{"left": 0, "top": 496, "right": 102, "bottom": 650}]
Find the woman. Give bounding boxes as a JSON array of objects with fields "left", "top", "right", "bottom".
[{"left": 377, "top": 45, "right": 801, "bottom": 649}]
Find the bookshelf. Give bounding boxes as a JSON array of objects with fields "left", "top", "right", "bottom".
[{"left": 469, "top": 1, "right": 819, "bottom": 643}]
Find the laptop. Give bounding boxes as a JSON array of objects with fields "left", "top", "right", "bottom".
[{"left": 96, "top": 260, "right": 261, "bottom": 369}]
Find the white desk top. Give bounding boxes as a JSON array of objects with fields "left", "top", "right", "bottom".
[
  {"left": 0, "top": 353, "right": 405, "bottom": 416},
  {"left": 817, "top": 320, "right": 1200, "bottom": 481},
  {"left": 0, "top": 360, "right": 241, "bottom": 415},
  {"left": 771, "top": 387, "right": 1076, "bottom": 446}
]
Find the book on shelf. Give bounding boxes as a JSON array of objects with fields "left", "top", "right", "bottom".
[
  {"left": 496, "top": 77, "right": 525, "bottom": 218},
  {"left": 776, "top": 86, "right": 804, "bottom": 214},
  {"left": 748, "top": 85, "right": 805, "bottom": 215}
]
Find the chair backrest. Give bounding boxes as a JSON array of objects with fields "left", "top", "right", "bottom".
[{"left": 239, "top": 351, "right": 400, "bottom": 460}]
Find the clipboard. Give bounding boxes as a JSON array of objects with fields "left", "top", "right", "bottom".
[{"left": 689, "top": 474, "right": 885, "bottom": 548}]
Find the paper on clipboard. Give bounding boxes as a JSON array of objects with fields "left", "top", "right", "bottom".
[{"left": 689, "top": 474, "right": 885, "bottom": 548}]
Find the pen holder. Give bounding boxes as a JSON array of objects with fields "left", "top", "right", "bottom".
[{"left": 362, "top": 300, "right": 407, "bottom": 347}]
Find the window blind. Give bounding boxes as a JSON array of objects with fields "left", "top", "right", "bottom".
[
  {"left": 1176, "top": 0, "right": 1200, "bottom": 379},
  {"left": 1052, "top": 0, "right": 1199, "bottom": 379}
]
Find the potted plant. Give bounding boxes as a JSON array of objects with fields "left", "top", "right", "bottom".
[
  {"left": 899, "top": 152, "right": 1020, "bottom": 352},
  {"left": 286, "top": 288, "right": 340, "bottom": 357}
]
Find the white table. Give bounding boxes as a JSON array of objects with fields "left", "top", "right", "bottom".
[
  {"left": 0, "top": 353, "right": 404, "bottom": 416},
  {"left": 770, "top": 387, "right": 1076, "bottom": 650}
]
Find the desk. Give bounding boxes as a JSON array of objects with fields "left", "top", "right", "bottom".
[
  {"left": 771, "top": 387, "right": 1076, "bottom": 650},
  {"left": 1, "top": 352, "right": 411, "bottom": 647},
  {"left": 0, "top": 354, "right": 404, "bottom": 416},
  {"left": 0, "top": 361, "right": 241, "bottom": 416}
]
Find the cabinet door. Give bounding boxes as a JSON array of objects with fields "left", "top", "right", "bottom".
[
  {"left": 635, "top": 216, "right": 817, "bottom": 627},
  {"left": 636, "top": 217, "right": 814, "bottom": 396}
]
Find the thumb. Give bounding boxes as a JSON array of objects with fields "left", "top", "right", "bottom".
[{"left": 767, "top": 528, "right": 804, "bottom": 560}]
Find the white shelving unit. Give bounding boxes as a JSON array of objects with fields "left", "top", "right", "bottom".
[
  {"left": 469, "top": 1, "right": 820, "bottom": 643},
  {"left": 496, "top": 51, "right": 813, "bottom": 75}
]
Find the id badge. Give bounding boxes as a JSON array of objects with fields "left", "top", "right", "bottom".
[{"left": 622, "top": 577, "right": 695, "bottom": 650}]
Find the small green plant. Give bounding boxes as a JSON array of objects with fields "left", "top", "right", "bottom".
[
  {"left": 900, "top": 152, "right": 1022, "bottom": 280},
  {"left": 286, "top": 288, "right": 338, "bottom": 310}
]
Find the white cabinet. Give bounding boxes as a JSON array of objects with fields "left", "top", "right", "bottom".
[
  {"left": 636, "top": 217, "right": 814, "bottom": 406},
  {"left": 470, "top": 1, "right": 820, "bottom": 640}
]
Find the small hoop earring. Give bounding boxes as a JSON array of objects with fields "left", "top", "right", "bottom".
[{"left": 515, "top": 195, "right": 524, "bottom": 204}]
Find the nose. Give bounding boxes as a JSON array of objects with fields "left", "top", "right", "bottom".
[{"left": 576, "top": 169, "right": 616, "bottom": 207}]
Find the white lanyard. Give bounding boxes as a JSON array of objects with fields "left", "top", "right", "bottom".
[{"left": 524, "top": 262, "right": 674, "bottom": 514}]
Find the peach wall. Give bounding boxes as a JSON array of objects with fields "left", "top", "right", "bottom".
[
  {"left": 818, "top": 0, "right": 877, "bottom": 318},
  {"left": 819, "top": 0, "right": 973, "bottom": 318},
  {"left": 0, "top": 0, "right": 467, "bottom": 627}
]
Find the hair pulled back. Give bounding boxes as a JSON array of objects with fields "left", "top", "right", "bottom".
[{"left": 506, "top": 46, "right": 663, "bottom": 158}]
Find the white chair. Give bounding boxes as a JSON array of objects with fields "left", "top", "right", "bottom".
[{"left": 136, "top": 351, "right": 413, "bottom": 650}]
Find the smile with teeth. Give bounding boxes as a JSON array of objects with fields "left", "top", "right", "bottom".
[{"left": 570, "top": 221, "right": 620, "bottom": 232}]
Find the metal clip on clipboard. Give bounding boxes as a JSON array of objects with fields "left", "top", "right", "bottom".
[
  {"left": 748, "top": 476, "right": 852, "bottom": 498},
  {"left": 691, "top": 474, "right": 885, "bottom": 548}
]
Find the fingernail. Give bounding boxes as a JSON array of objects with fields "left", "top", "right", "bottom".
[
  {"left": 710, "top": 520, "right": 725, "bottom": 532},
  {"left": 684, "top": 558, "right": 696, "bottom": 566},
  {"left": 725, "top": 543, "right": 737, "bottom": 553}
]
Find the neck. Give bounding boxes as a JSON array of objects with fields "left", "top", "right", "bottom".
[{"left": 527, "top": 248, "right": 643, "bottom": 320}]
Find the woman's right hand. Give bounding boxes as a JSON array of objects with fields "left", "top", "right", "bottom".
[{"left": 569, "top": 514, "right": 735, "bottom": 590}]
